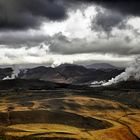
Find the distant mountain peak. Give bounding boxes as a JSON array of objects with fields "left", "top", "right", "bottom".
[
  {"left": 86, "top": 63, "right": 118, "bottom": 70},
  {"left": 0, "top": 64, "right": 124, "bottom": 85},
  {"left": 57, "top": 63, "right": 79, "bottom": 68}
]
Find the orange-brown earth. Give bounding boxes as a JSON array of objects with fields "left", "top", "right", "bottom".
[{"left": 0, "top": 89, "right": 139, "bottom": 140}]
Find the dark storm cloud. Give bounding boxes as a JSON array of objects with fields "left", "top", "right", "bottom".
[
  {"left": 0, "top": 32, "right": 50, "bottom": 46},
  {"left": 48, "top": 33, "right": 140, "bottom": 56},
  {"left": 1, "top": 31, "right": 140, "bottom": 57},
  {"left": 0, "top": 0, "right": 67, "bottom": 30},
  {"left": 91, "top": 8, "right": 125, "bottom": 33},
  {"left": 0, "top": 0, "right": 140, "bottom": 30},
  {"left": 76, "top": 0, "right": 140, "bottom": 16}
]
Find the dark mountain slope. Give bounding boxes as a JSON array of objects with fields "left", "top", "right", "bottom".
[
  {"left": 86, "top": 63, "right": 120, "bottom": 69},
  {"left": 18, "top": 64, "right": 124, "bottom": 84},
  {"left": 0, "top": 68, "right": 12, "bottom": 79}
]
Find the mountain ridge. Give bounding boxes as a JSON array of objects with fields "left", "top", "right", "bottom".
[
  {"left": 18, "top": 64, "right": 124, "bottom": 84},
  {"left": 0, "top": 63, "right": 124, "bottom": 84},
  {"left": 86, "top": 63, "right": 121, "bottom": 70}
]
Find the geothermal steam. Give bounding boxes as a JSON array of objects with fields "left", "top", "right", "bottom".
[
  {"left": 3, "top": 66, "right": 20, "bottom": 80},
  {"left": 103, "top": 58, "right": 140, "bottom": 86},
  {"left": 91, "top": 81, "right": 106, "bottom": 87}
]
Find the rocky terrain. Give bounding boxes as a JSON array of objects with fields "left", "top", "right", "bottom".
[
  {"left": 0, "top": 79, "right": 139, "bottom": 140},
  {"left": 0, "top": 64, "right": 124, "bottom": 85},
  {"left": 18, "top": 64, "right": 123, "bottom": 84}
]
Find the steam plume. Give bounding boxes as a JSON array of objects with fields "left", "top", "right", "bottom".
[
  {"left": 91, "top": 81, "right": 106, "bottom": 87},
  {"left": 103, "top": 58, "right": 140, "bottom": 86},
  {"left": 3, "top": 65, "right": 20, "bottom": 80}
]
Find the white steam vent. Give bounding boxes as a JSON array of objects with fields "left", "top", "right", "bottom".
[
  {"left": 103, "top": 58, "right": 140, "bottom": 86},
  {"left": 3, "top": 65, "right": 20, "bottom": 80},
  {"left": 91, "top": 81, "right": 106, "bottom": 87}
]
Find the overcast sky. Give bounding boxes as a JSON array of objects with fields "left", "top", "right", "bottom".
[{"left": 0, "top": 0, "right": 140, "bottom": 67}]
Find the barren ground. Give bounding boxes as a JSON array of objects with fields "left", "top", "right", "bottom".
[{"left": 0, "top": 88, "right": 139, "bottom": 140}]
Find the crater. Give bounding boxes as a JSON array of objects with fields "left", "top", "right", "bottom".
[{"left": 0, "top": 110, "right": 112, "bottom": 130}]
